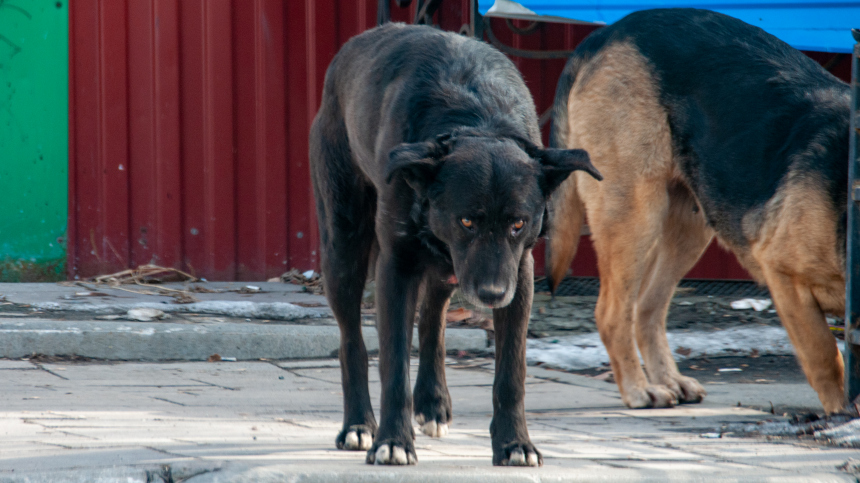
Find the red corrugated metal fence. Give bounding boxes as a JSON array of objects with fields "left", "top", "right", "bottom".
[
  {"left": 69, "top": 0, "right": 378, "bottom": 280},
  {"left": 68, "top": 0, "right": 852, "bottom": 281}
]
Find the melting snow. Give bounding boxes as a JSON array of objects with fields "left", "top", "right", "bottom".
[{"left": 525, "top": 326, "right": 812, "bottom": 370}]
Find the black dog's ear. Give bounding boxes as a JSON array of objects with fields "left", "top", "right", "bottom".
[
  {"left": 385, "top": 141, "right": 445, "bottom": 193},
  {"left": 532, "top": 148, "right": 602, "bottom": 195}
]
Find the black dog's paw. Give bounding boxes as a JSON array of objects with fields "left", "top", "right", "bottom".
[
  {"left": 414, "top": 391, "right": 452, "bottom": 438},
  {"left": 366, "top": 439, "right": 417, "bottom": 465},
  {"left": 494, "top": 441, "right": 542, "bottom": 467},
  {"left": 415, "top": 413, "right": 449, "bottom": 438},
  {"left": 336, "top": 424, "right": 374, "bottom": 451}
]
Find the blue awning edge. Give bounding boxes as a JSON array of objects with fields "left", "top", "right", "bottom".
[{"left": 479, "top": 0, "right": 859, "bottom": 53}]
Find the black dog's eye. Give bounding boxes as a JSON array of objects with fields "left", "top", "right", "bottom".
[
  {"left": 460, "top": 217, "right": 474, "bottom": 229},
  {"left": 511, "top": 219, "right": 525, "bottom": 235}
]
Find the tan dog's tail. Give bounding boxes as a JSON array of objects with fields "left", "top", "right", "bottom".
[
  {"left": 546, "top": 56, "right": 587, "bottom": 295},
  {"left": 546, "top": 176, "right": 584, "bottom": 294}
]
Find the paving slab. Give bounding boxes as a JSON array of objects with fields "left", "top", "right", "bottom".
[{"left": 0, "top": 358, "right": 856, "bottom": 482}]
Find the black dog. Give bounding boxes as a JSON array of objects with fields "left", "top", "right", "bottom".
[{"left": 310, "top": 23, "right": 600, "bottom": 465}]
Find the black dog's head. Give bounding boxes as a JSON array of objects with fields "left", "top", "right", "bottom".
[{"left": 386, "top": 133, "right": 601, "bottom": 308}]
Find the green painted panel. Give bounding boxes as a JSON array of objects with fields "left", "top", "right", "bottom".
[{"left": 0, "top": 1, "right": 68, "bottom": 282}]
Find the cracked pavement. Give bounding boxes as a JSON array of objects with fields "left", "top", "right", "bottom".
[{"left": 1, "top": 357, "right": 858, "bottom": 482}]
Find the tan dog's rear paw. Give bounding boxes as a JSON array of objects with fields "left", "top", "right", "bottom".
[
  {"left": 623, "top": 384, "right": 678, "bottom": 408},
  {"left": 666, "top": 375, "right": 706, "bottom": 404}
]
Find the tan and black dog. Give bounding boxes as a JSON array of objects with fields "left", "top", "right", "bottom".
[
  {"left": 547, "top": 8, "right": 850, "bottom": 413},
  {"left": 310, "top": 23, "right": 600, "bottom": 465}
]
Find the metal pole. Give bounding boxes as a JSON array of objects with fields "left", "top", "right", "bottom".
[
  {"left": 378, "top": 0, "right": 391, "bottom": 26},
  {"left": 471, "top": 0, "right": 484, "bottom": 40},
  {"left": 845, "top": 28, "right": 860, "bottom": 405}
]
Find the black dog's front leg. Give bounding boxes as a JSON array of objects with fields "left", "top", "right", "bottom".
[
  {"left": 413, "top": 272, "right": 455, "bottom": 438},
  {"left": 490, "top": 249, "right": 542, "bottom": 466},
  {"left": 366, "top": 251, "right": 421, "bottom": 465}
]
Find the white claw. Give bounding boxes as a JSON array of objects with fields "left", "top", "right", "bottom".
[
  {"left": 407, "top": 452, "right": 417, "bottom": 465},
  {"left": 421, "top": 420, "right": 449, "bottom": 438},
  {"left": 508, "top": 448, "right": 526, "bottom": 466},
  {"left": 344, "top": 431, "right": 359, "bottom": 450},
  {"left": 527, "top": 451, "right": 539, "bottom": 466},
  {"left": 359, "top": 432, "right": 372, "bottom": 450},
  {"left": 415, "top": 414, "right": 425, "bottom": 425},
  {"left": 375, "top": 445, "right": 390, "bottom": 465},
  {"left": 391, "top": 446, "right": 408, "bottom": 465}
]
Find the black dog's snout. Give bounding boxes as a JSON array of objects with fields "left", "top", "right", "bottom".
[{"left": 476, "top": 284, "right": 507, "bottom": 307}]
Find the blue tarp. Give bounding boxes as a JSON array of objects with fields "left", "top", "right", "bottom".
[{"left": 478, "top": 0, "right": 859, "bottom": 53}]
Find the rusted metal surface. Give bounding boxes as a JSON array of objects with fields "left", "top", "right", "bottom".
[{"left": 68, "top": 0, "right": 851, "bottom": 281}]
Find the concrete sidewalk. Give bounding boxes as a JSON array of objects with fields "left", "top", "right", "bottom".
[
  {"left": 1, "top": 357, "right": 857, "bottom": 482},
  {"left": 0, "top": 282, "right": 487, "bottom": 360},
  {"left": 1, "top": 281, "right": 858, "bottom": 481}
]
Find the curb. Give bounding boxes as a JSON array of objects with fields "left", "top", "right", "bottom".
[
  {"left": 31, "top": 300, "right": 324, "bottom": 320},
  {"left": 1, "top": 464, "right": 851, "bottom": 483},
  {"left": 0, "top": 318, "right": 487, "bottom": 361},
  {"left": 181, "top": 464, "right": 854, "bottom": 483},
  {"left": 0, "top": 466, "right": 220, "bottom": 483}
]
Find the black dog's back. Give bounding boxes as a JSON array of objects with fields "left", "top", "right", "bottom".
[
  {"left": 320, "top": 23, "right": 540, "bottom": 186},
  {"left": 561, "top": 9, "right": 849, "bottom": 244}
]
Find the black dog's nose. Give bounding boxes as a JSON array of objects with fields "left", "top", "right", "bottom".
[{"left": 477, "top": 284, "right": 507, "bottom": 307}]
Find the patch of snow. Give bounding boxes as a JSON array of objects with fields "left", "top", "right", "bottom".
[
  {"left": 487, "top": 0, "right": 538, "bottom": 16},
  {"left": 525, "top": 326, "right": 798, "bottom": 370},
  {"left": 730, "top": 298, "right": 772, "bottom": 311},
  {"left": 127, "top": 308, "right": 167, "bottom": 321},
  {"left": 816, "top": 419, "right": 860, "bottom": 446}
]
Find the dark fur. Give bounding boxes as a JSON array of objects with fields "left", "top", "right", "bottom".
[
  {"left": 310, "top": 23, "right": 599, "bottom": 465},
  {"left": 552, "top": 8, "right": 849, "bottom": 251}
]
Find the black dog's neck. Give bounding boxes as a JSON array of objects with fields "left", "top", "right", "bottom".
[{"left": 410, "top": 197, "right": 453, "bottom": 267}]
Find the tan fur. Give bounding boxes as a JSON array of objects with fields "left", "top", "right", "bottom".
[
  {"left": 546, "top": 178, "right": 584, "bottom": 292},
  {"left": 549, "top": 41, "right": 846, "bottom": 412},
  {"left": 746, "top": 176, "right": 845, "bottom": 413}
]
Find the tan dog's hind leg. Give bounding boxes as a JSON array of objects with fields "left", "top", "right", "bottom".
[
  {"left": 634, "top": 182, "right": 713, "bottom": 404},
  {"left": 763, "top": 271, "right": 844, "bottom": 413},
  {"left": 587, "top": 178, "right": 679, "bottom": 408},
  {"left": 566, "top": 42, "right": 684, "bottom": 408}
]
